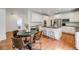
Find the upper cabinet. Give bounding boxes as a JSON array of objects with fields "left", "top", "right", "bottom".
[
  {"left": 71, "top": 11, "right": 79, "bottom": 22},
  {"left": 54, "top": 11, "right": 79, "bottom": 22},
  {"left": 63, "top": 11, "right": 79, "bottom": 22}
]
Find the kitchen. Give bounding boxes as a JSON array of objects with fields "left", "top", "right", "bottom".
[{"left": 0, "top": 8, "right": 79, "bottom": 50}]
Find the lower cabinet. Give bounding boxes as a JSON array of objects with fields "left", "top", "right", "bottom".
[
  {"left": 42, "top": 27, "right": 62, "bottom": 40},
  {"left": 75, "top": 32, "right": 79, "bottom": 49},
  {"left": 62, "top": 26, "right": 75, "bottom": 34}
]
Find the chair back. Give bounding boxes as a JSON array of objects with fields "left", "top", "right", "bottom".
[
  {"left": 33, "top": 31, "right": 42, "bottom": 43},
  {"left": 13, "top": 30, "right": 18, "bottom": 38},
  {"left": 32, "top": 31, "right": 42, "bottom": 50},
  {"left": 12, "top": 38, "right": 23, "bottom": 49}
]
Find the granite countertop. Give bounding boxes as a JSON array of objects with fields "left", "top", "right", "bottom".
[
  {"left": 42, "top": 26, "right": 61, "bottom": 29},
  {"left": 63, "top": 25, "right": 79, "bottom": 27}
]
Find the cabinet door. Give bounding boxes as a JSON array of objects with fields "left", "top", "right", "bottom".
[
  {"left": 43, "top": 29, "right": 47, "bottom": 35},
  {"left": 69, "top": 11, "right": 79, "bottom": 22},
  {"left": 50, "top": 29, "right": 55, "bottom": 38},
  {"left": 54, "top": 28, "right": 62, "bottom": 40},
  {"left": 42, "top": 28, "right": 47, "bottom": 36}
]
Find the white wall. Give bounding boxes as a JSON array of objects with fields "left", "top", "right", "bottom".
[
  {"left": 6, "top": 9, "right": 52, "bottom": 32},
  {"left": 6, "top": 9, "right": 28, "bottom": 32},
  {"left": 31, "top": 12, "right": 43, "bottom": 22},
  {"left": 0, "top": 9, "right": 6, "bottom": 40}
]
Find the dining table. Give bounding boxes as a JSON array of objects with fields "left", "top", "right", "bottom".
[{"left": 17, "top": 30, "right": 37, "bottom": 49}]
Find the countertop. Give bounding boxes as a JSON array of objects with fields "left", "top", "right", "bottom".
[
  {"left": 64, "top": 25, "right": 79, "bottom": 27},
  {"left": 42, "top": 26, "right": 61, "bottom": 29}
]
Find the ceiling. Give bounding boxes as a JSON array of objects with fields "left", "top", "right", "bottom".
[
  {"left": 30, "top": 8, "right": 75, "bottom": 16},
  {"left": 6, "top": 8, "right": 76, "bottom": 16}
]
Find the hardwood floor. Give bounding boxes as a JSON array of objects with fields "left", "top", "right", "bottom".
[
  {"left": 0, "top": 32, "right": 75, "bottom": 50},
  {"left": 61, "top": 32, "right": 75, "bottom": 49},
  {"left": 33, "top": 33, "right": 75, "bottom": 50},
  {"left": 0, "top": 32, "right": 13, "bottom": 50}
]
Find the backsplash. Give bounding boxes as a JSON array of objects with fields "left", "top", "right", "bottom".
[{"left": 66, "top": 22, "right": 79, "bottom": 27}]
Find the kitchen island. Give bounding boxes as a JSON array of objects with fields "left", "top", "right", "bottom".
[
  {"left": 41, "top": 27, "right": 62, "bottom": 40},
  {"left": 75, "top": 27, "right": 79, "bottom": 49}
]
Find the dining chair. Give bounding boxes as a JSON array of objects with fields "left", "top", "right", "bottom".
[
  {"left": 32, "top": 31, "right": 42, "bottom": 50},
  {"left": 12, "top": 37, "right": 24, "bottom": 50},
  {"left": 13, "top": 30, "right": 19, "bottom": 38}
]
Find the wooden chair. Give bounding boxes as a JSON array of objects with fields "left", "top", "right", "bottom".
[
  {"left": 12, "top": 30, "right": 33, "bottom": 50},
  {"left": 32, "top": 31, "right": 42, "bottom": 50},
  {"left": 13, "top": 30, "right": 19, "bottom": 38},
  {"left": 12, "top": 37, "right": 33, "bottom": 50},
  {"left": 12, "top": 37, "right": 24, "bottom": 50},
  {"left": 33, "top": 31, "right": 42, "bottom": 42}
]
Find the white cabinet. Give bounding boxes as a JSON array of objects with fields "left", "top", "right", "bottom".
[
  {"left": 75, "top": 27, "right": 79, "bottom": 49},
  {"left": 54, "top": 28, "right": 62, "bottom": 40},
  {"left": 54, "top": 11, "right": 79, "bottom": 22},
  {"left": 70, "top": 11, "right": 79, "bottom": 22},
  {"left": 62, "top": 26, "right": 75, "bottom": 34},
  {"left": 75, "top": 32, "right": 79, "bottom": 49},
  {"left": 42, "top": 29, "right": 47, "bottom": 35},
  {"left": 42, "top": 27, "right": 62, "bottom": 40}
]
